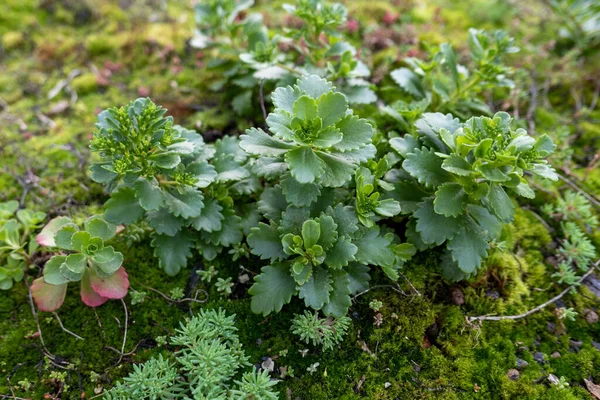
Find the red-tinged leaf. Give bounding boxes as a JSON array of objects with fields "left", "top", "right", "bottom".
[
  {"left": 89, "top": 267, "right": 129, "bottom": 299},
  {"left": 36, "top": 216, "right": 72, "bottom": 247},
  {"left": 80, "top": 271, "right": 108, "bottom": 307},
  {"left": 30, "top": 278, "right": 67, "bottom": 312}
]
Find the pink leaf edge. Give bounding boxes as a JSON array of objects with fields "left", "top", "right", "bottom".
[
  {"left": 31, "top": 278, "right": 67, "bottom": 312},
  {"left": 89, "top": 267, "right": 129, "bottom": 300},
  {"left": 36, "top": 216, "right": 72, "bottom": 247},
  {"left": 80, "top": 271, "right": 109, "bottom": 307}
]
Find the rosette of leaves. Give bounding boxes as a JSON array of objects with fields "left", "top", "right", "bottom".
[
  {"left": 354, "top": 165, "right": 401, "bottom": 227},
  {"left": 0, "top": 201, "right": 45, "bottom": 290},
  {"left": 246, "top": 191, "right": 414, "bottom": 317},
  {"left": 240, "top": 74, "right": 375, "bottom": 188},
  {"left": 388, "top": 29, "right": 519, "bottom": 120},
  {"left": 31, "top": 215, "right": 128, "bottom": 312},
  {"left": 388, "top": 111, "right": 557, "bottom": 280},
  {"left": 282, "top": 0, "right": 376, "bottom": 103},
  {"left": 90, "top": 98, "right": 257, "bottom": 276}
]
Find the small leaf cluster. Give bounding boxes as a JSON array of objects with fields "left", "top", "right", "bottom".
[
  {"left": 192, "top": 0, "right": 375, "bottom": 115},
  {"left": 291, "top": 311, "right": 351, "bottom": 351},
  {"left": 32, "top": 215, "right": 128, "bottom": 312},
  {"left": 104, "top": 308, "right": 278, "bottom": 399},
  {"left": 90, "top": 98, "right": 258, "bottom": 276},
  {"left": 387, "top": 111, "right": 558, "bottom": 279},
  {"left": 241, "top": 75, "right": 375, "bottom": 187},
  {"left": 0, "top": 201, "right": 45, "bottom": 290},
  {"left": 389, "top": 29, "right": 519, "bottom": 121}
]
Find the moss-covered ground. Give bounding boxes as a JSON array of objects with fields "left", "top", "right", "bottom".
[{"left": 0, "top": 0, "right": 599, "bottom": 398}]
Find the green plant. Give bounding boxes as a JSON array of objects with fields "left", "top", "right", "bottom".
[
  {"left": 31, "top": 215, "right": 128, "bottom": 311},
  {"left": 90, "top": 98, "right": 257, "bottom": 275},
  {"left": 388, "top": 29, "right": 519, "bottom": 122},
  {"left": 291, "top": 311, "right": 351, "bottom": 350},
  {"left": 104, "top": 308, "right": 278, "bottom": 399},
  {"left": 388, "top": 111, "right": 557, "bottom": 279},
  {"left": 0, "top": 201, "right": 45, "bottom": 290}
]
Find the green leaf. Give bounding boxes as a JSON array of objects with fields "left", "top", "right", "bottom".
[
  {"left": 147, "top": 208, "right": 184, "bottom": 236},
  {"left": 293, "top": 95, "right": 318, "bottom": 120},
  {"left": 188, "top": 199, "right": 223, "bottom": 233},
  {"left": 467, "top": 204, "right": 502, "bottom": 240},
  {"left": 271, "top": 85, "right": 301, "bottom": 113},
  {"left": 258, "top": 186, "right": 287, "bottom": 221},
  {"left": 530, "top": 163, "right": 558, "bottom": 181},
  {"left": 325, "top": 237, "right": 357, "bottom": 269},
  {"left": 70, "top": 231, "right": 91, "bottom": 252},
  {"left": 327, "top": 204, "right": 359, "bottom": 237},
  {"left": 486, "top": 184, "right": 514, "bottom": 223},
  {"left": 315, "top": 151, "right": 355, "bottom": 187},
  {"left": 134, "top": 179, "right": 164, "bottom": 211},
  {"left": 390, "top": 68, "right": 425, "bottom": 98},
  {"left": 90, "top": 164, "right": 118, "bottom": 183},
  {"left": 150, "top": 153, "right": 181, "bottom": 169},
  {"left": 414, "top": 199, "right": 461, "bottom": 245},
  {"left": 354, "top": 226, "right": 395, "bottom": 267},
  {"left": 441, "top": 155, "right": 472, "bottom": 176},
  {"left": 393, "top": 242, "right": 417, "bottom": 261},
  {"left": 297, "top": 75, "right": 332, "bottom": 98},
  {"left": 248, "top": 222, "right": 287, "bottom": 261},
  {"left": 415, "top": 113, "right": 459, "bottom": 151},
  {"left": 64, "top": 253, "right": 87, "bottom": 274},
  {"left": 84, "top": 215, "right": 116, "bottom": 242},
  {"left": 54, "top": 225, "right": 79, "bottom": 250},
  {"left": 301, "top": 220, "right": 321, "bottom": 249},
  {"left": 322, "top": 270, "right": 351, "bottom": 317},
  {"left": 43, "top": 256, "right": 69, "bottom": 285},
  {"left": 285, "top": 146, "right": 325, "bottom": 184},
  {"left": 280, "top": 173, "right": 321, "bottom": 207},
  {"left": 105, "top": 188, "right": 145, "bottom": 224},
  {"left": 375, "top": 199, "right": 401, "bottom": 217},
  {"left": 389, "top": 182, "right": 428, "bottom": 214},
  {"left": 315, "top": 215, "right": 338, "bottom": 251},
  {"left": 163, "top": 188, "right": 204, "bottom": 219},
  {"left": 318, "top": 92, "right": 347, "bottom": 127},
  {"left": 447, "top": 217, "right": 489, "bottom": 273},
  {"left": 298, "top": 266, "right": 332, "bottom": 310},
  {"left": 333, "top": 115, "right": 374, "bottom": 151},
  {"left": 266, "top": 111, "right": 294, "bottom": 140},
  {"left": 249, "top": 263, "right": 297, "bottom": 316},
  {"left": 434, "top": 183, "right": 468, "bottom": 217},
  {"left": 479, "top": 165, "right": 510, "bottom": 182},
  {"left": 240, "top": 128, "right": 295, "bottom": 156},
  {"left": 92, "top": 246, "right": 124, "bottom": 276},
  {"left": 389, "top": 135, "right": 419, "bottom": 158},
  {"left": 346, "top": 262, "right": 370, "bottom": 294},
  {"left": 203, "top": 208, "right": 242, "bottom": 246},
  {"left": 403, "top": 147, "right": 452, "bottom": 189},
  {"left": 212, "top": 155, "right": 250, "bottom": 182},
  {"left": 151, "top": 232, "right": 193, "bottom": 276}
]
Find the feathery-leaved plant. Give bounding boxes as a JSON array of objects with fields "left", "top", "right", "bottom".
[{"left": 103, "top": 308, "right": 278, "bottom": 399}]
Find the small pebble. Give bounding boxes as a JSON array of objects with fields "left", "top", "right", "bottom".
[
  {"left": 516, "top": 358, "right": 529, "bottom": 369},
  {"left": 546, "top": 322, "right": 556, "bottom": 333},
  {"left": 584, "top": 309, "right": 598, "bottom": 324},
  {"left": 551, "top": 351, "right": 561, "bottom": 359},
  {"left": 507, "top": 369, "right": 520, "bottom": 380},
  {"left": 485, "top": 290, "right": 500, "bottom": 300},
  {"left": 569, "top": 339, "right": 583, "bottom": 350},
  {"left": 534, "top": 352, "right": 545, "bottom": 364},
  {"left": 592, "top": 341, "right": 600, "bottom": 351},
  {"left": 384, "top": 382, "right": 391, "bottom": 389}
]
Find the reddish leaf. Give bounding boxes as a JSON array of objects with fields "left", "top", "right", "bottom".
[
  {"left": 80, "top": 271, "right": 108, "bottom": 307},
  {"left": 31, "top": 278, "right": 67, "bottom": 312},
  {"left": 89, "top": 267, "right": 129, "bottom": 299},
  {"left": 36, "top": 216, "right": 72, "bottom": 247}
]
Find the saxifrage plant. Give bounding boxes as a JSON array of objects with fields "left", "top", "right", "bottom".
[
  {"left": 32, "top": 215, "right": 128, "bottom": 312},
  {"left": 387, "top": 111, "right": 558, "bottom": 279},
  {"left": 0, "top": 201, "right": 45, "bottom": 290},
  {"left": 90, "top": 98, "right": 258, "bottom": 275},
  {"left": 241, "top": 75, "right": 414, "bottom": 316}
]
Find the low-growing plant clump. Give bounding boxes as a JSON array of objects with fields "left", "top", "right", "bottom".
[{"left": 0, "top": 0, "right": 599, "bottom": 398}]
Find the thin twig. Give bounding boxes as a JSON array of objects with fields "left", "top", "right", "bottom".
[
  {"left": 138, "top": 283, "right": 209, "bottom": 304},
  {"left": 557, "top": 173, "right": 600, "bottom": 208},
  {"left": 105, "top": 339, "right": 144, "bottom": 357},
  {"left": 398, "top": 271, "right": 421, "bottom": 296},
  {"left": 352, "top": 284, "right": 407, "bottom": 301},
  {"left": 114, "top": 299, "right": 128, "bottom": 366},
  {"left": 259, "top": 79, "right": 267, "bottom": 122},
  {"left": 468, "top": 259, "right": 599, "bottom": 323},
  {"left": 53, "top": 312, "right": 84, "bottom": 341}
]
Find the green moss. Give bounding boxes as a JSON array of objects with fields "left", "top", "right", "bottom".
[{"left": 71, "top": 73, "right": 98, "bottom": 95}]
